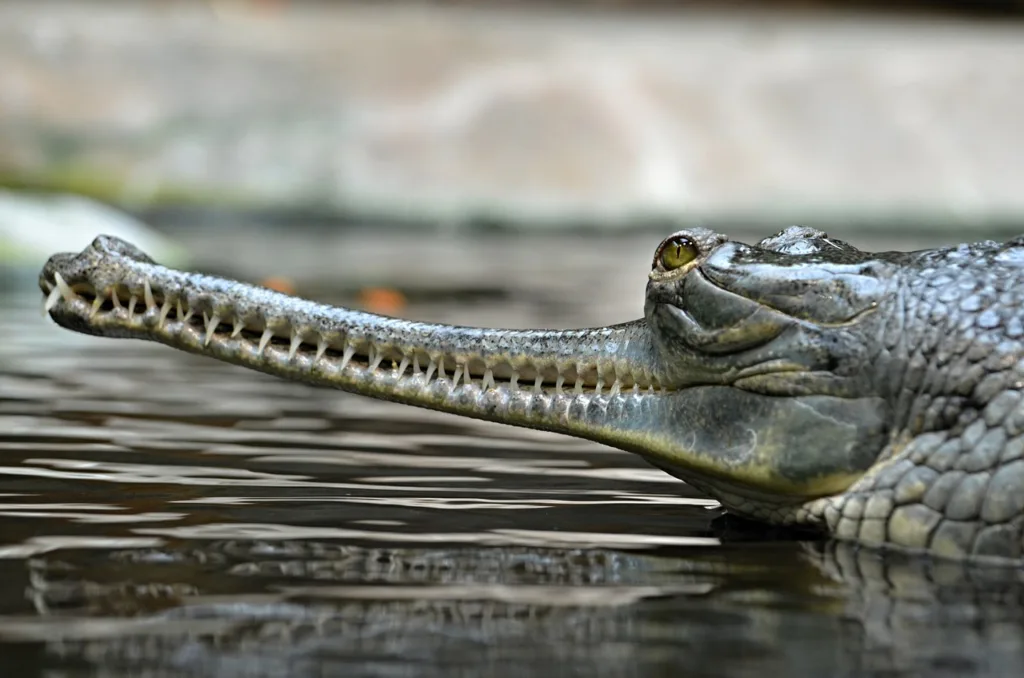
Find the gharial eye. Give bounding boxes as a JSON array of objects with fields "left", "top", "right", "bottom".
[{"left": 655, "top": 235, "right": 700, "bottom": 272}]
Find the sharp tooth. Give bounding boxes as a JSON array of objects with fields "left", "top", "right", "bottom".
[
  {"left": 482, "top": 368, "right": 495, "bottom": 391},
  {"left": 396, "top": 356, "right": 410, "bottom": 378},
  {"left": 231, "top": 318, "right": 244, "bottom": 338},
  {"left": 127, "top": 295, "right": 138, "bottom": 321},
  {"left": 340, "top": 345, "right": 356, "bottom": 370},
  {"left": 413, "top": 355, "right": 421, "bottom": 374},
  {"left": 533, "top": 374, "right": 543, "bottom": 394},
  {"left": 555, "top": 374, "right": 564, "bottom": 393},
  {"left": 633, "top": 384, "right": 640, "bottom": 394},
  {"left": 437, "top": 359, "right": 446, "bottom": 380},
  {"left": 110, "top": 287, "right": 122, "bottom": 309},
  {"left": 54, "top": 273, "right": 76, "bottom": 303},
  {"left": 205, "top": 314, "right": 221, "bottom": 346},
  {"left": 610, "top": 379, "right": 621, "bottom": 396},
  {"left": 258, "top": 328, "right": 273, "bottom": 355},
  {"left": 143, "top": 279, "right": 155, "bottom": 309},
  {"left": 158, "top": 298, "right": 172, "bottom": 326},
  {"left": 595, "top": 379, "right": 603, "bottom": 396},
  {"left": 43, "top": 285, "right": 62, "bottom": 313},
  {"left": 182, "top": 307, "right": 194, "bottom": 324},
  {"left": 176, "top": 299, "right": 184, "bottom": 320},
  {"left": 425, "top": 360, "right": 437, "bottom": 382},
  {"left": 640, "top": 371, "right": 651, "bottom": 389},
  {"left": 452, "top": 365, "right": 463, "bottom": 387},
  {"left": 574, "top": 378, "right": 584, "bottom": 394},
  {"left": 315, "top": 340, "right": 328, "bottom": 362},
  {"left": 509, "top": 371, "right": 519, "bottom": 391},
  {"left": 90, "top": 295, "right": 104, "bottom": 318},
  {"left": 288, "top": 332, "right": 301, "bottom": 360},
  {"left": 368, "top": 346, "right": 383, "bottom": 372}
]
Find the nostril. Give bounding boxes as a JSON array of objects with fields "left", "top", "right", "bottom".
[{"left": 92, "top": 235, "right": 156, "bottom": 263}]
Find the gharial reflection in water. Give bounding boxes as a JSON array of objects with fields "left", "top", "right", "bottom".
[{"left": 2, "top": 264, "right": 1024, "bottom": 677}]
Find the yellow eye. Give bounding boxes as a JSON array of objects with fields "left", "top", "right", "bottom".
[{"left": 656, "top": 236, "right": 700, "bottom": 271}]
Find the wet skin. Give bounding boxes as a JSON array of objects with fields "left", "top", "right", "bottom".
[{"left": 38, "top": 227, "right": 1024, "bottom": 564}]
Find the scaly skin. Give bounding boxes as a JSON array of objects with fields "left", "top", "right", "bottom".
[{"left": 38, "top": 227, "right": 1024, "bottom": 563}]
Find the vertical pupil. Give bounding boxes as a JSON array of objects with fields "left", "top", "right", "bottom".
[{"left": 656, "top": 237, "right": 697, "bottom": 270}]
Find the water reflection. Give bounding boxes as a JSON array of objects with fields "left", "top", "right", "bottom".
[
  {"left": 2, "top": 278, "right": 1024, "bottom": 677},
  {"left": 7, "top": 539, "right": 1024, "bottom": 677}
]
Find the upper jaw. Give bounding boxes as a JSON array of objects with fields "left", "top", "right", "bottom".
[{"left": 39, "top": 236, "right": 674, "bottom": 400}]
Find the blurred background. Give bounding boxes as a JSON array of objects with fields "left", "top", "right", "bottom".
[
  {"left": 2, "top": 0, "right": 1023, "bottom": 313},
  {"left": 3, "top": 4, "right": 1024, "bottom": 676}
]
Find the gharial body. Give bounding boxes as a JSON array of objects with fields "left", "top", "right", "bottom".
[{"left": 39, "top": 227, "right": 1024, "bottom": 564}]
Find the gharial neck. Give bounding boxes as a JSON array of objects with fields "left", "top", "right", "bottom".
[{"left": 869, "top": 260, "right": 1022, "bottom": 441}]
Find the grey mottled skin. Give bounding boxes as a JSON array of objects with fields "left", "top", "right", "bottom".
[
  {"left": 38, "top": 227, "right": 1024, "bottom": 564},
  {"left": 799, "top": 235, "right": 1024, "bottom": 561}
]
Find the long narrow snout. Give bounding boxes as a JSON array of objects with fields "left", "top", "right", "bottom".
[{"left": 39, "top": 235, "right": 671, "bottom": 447}]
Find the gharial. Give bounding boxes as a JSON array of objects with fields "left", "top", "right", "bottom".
[{"left": 39, "top": 227, "right": 1024, "bottom": 564}]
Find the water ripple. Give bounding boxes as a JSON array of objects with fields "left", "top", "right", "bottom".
[
  {"left": 6, "top": 271, "right": 1024, "bottom": 677},
  {"left": 134, "top": 522, "right": 722, "bottom": 550}
]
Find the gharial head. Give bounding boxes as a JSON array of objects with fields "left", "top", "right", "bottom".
[
  {"left": 643, "top": 226, "right": 894, "bottom": 397},
  {"left": 629, "top": 226, "right": 902, "bottom": 516},
  {"left": 39, "top": 227, "right": 907, "bottom": 522}
]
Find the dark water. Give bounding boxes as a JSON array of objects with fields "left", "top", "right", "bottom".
[{"left": 3, "top": 237, "right": 1024, "bottom": 677}]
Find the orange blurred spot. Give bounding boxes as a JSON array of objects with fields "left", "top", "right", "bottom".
[
  {"left": 360, "top": 287, "right": 407, "bottom": 314},
  {"left": 261, "top": 276, "right": 296, "bottom": 295}
]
